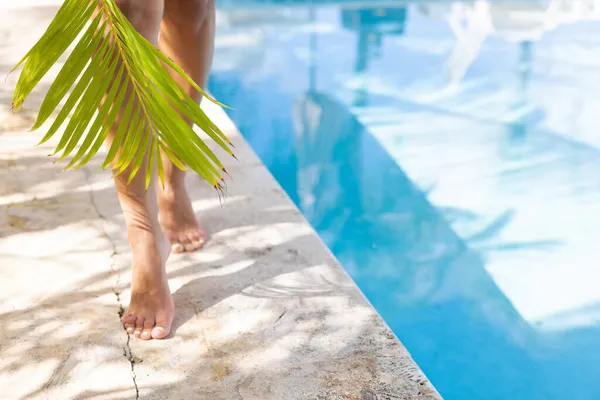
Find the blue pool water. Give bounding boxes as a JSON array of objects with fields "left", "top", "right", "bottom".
[{"left": 210, "top": 1, "right": 600, "bottom": 399}]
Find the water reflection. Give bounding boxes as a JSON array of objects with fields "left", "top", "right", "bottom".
[
  {"left": 340, "top": 6, "right": 408, "bottom": 105},
  {"left": 210, "top": 1, "right": 600, "bottom": 399}
]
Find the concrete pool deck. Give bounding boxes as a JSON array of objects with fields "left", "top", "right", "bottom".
[{"left": 0, "top": 4, "right": 439, "bottom": 399}]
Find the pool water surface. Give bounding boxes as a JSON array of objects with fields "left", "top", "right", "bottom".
[{"left": 210, "top": 1, "right": 600, "bottom": 398}]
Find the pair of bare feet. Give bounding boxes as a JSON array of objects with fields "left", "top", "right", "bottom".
[
  {"left": 108, "top": 0, "right": 217, "bottom": 341},
  {"left": 120, "top": 183, "right": 204, "bottom": 340}
]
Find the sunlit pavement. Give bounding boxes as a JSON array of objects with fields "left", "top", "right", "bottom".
[{"left": 0, "top": 4, "right": 437, "bottom": 399}]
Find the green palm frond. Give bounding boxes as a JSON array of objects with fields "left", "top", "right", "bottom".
[{"left": 11, "top": 0, "right": 233, "bottom": 189}]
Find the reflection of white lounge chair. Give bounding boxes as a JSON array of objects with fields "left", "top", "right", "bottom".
[
  {"left": 444, "top": 1, "right": 553, "bottom": 85},
  {"left": 440, "top": 0, "right": 600, "bottom": 85},
  {"left": 446, "top": 1, "right": 494, "bottom": 85},
  {"left": 409, "top": 0, "right": 600, "bottom": 125}
]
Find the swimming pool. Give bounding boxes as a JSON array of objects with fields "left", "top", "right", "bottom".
[{"left": 210, "top": 1, "right": 600, "bottom": 399}]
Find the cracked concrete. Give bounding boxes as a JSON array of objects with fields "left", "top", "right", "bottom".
[
  {"left": 84, "top": 166, "right": 141, "bottom": 399},
  {"left": 0, "top": 3, "right": 440, "bottom": 400}
]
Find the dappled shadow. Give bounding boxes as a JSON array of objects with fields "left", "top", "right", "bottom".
[
  {"left": 0, "top": 3, "right": 440, "bottom": 400},
  {"left": 0, "top": 108, "right": 436, "bottom": 400},
  {"left": 0, "top": 161, "right": 437, "bottom": 399},
  {"left": 169, "top": 233, "right": 339, "bottom": 334},
  {"left": 0, "top": 132, "right": 135, "bottom": 398},
  {"left": 138, "top": 304, "right": 433, "bottom": 400},
  {"left": 0, "top": 153, "right": 118, "bottom": 238}
]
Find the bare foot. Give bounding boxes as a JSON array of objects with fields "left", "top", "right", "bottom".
[
  {"left": 121, "top": 227, "right": 174, "bottom": 340},
  {"left": 157, "top": 184, "right": 207, "bottom": 253}
]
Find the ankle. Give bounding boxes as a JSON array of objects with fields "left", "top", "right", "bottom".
[
  {"left": 158, "top": 183, "right": 178, "bottom": 198},
  {"left": 127, "top": 225, "right": 155, "bottom": 245},
  {"left": 127, "top": 224, "right": 170, "bottom": 264},
  {"left": 157, "top": 180, "right": 189, "bottom": 204},
  {"left": 157, "top": 171, "right": 187, "bottom": 194}
]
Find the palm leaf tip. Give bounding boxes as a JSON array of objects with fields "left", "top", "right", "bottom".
[{"left": 12, "top": 0, "right": 233, "bottom": 189}]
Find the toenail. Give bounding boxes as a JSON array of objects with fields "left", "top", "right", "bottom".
[
  {"left": 126, "top": 327, "right": 134, "bottom": 333},
  {"left": 172, "top": 243, "right": 184, "bottom": 253},
  {"left": 152, "top": 326, "right": 166, "bottom": 337}
]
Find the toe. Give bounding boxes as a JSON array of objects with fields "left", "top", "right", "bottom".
[
  {"left": 182, "top": 237, "right": 197, "bottom": 252},
  {"left": 171, "top": 242, "right": 185, "bottom": 254},
  {"left": 151, "top": 326, "right": 170, "bottom": 339},
  {"left": 122, "top": 313, "right": 136, "bottom": 334},
  {"left": 141, "top": 318, "right": 155, "bottom": 341},
  {"left": 192, "top": 228, "right": 206, "bottom": 241},
  {"left": 184, "top": 240, "right": 200, "bottom": 252},
  {"left": 121, "top": 312, "right": 135, "bottom": 325},
  {"left": 152, "top": 313, "right": 172, "bottom": 339},
  {"left": 190, "top": 233, "right": 206, "bottom": 250},
  {"left": 184, "top": 231, "right": 207, "bottom": 252},
  {"left": 134, "top": 317, "right": 145, "bottom": 338}
]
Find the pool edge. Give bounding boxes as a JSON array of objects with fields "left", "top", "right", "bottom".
[{"left": 201, "top": 98, "right": 443, "bottom": 399}]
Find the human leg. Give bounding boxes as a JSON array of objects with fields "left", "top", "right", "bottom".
[
  {"left": 107, "top": 0, "right": 174, "bottom": 340},
  {"left": 156, "top": 0, "right": 216, "bottom": 253}
]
